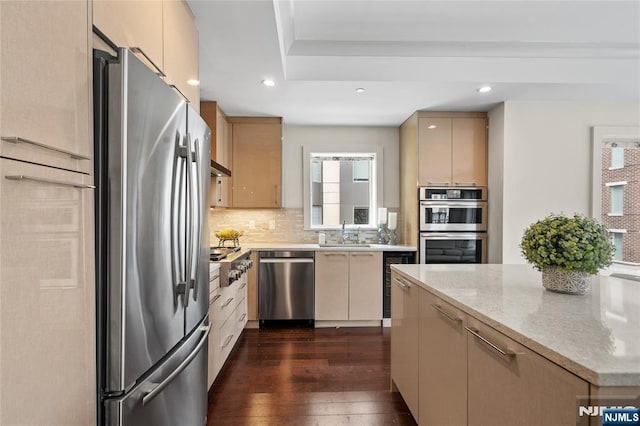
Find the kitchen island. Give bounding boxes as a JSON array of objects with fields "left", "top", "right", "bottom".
[{"left": 390, "top": 264, "right": 640, "bottom": 426}]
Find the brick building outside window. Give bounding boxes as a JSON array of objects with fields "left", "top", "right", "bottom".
[{"left": 600, "top": 146, "right": 640, "bottom": 268}]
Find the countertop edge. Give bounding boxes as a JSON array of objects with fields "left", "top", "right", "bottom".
[
  {"left": 245, "top": 244, "right": 417, "bottom": 252},
  {"left": 390, "top": 266, "right": 640, "bottom": 388}
]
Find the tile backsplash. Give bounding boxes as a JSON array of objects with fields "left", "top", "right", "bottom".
[{"left": 209, "top": 208, "right": 403, "bottom": 245}]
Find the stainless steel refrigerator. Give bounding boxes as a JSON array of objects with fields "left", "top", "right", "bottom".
[{"left": 94, "top": 48, "right": 211, "bottom": 426}]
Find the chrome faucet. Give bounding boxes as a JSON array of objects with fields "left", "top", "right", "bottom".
[{"left": 341, "top": 221, "right": 359, "bottom": 244}]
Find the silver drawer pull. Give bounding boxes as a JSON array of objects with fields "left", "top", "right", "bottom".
[
  {"left": 209, "top": 294, "right": 221, "bottom": 305},
  {"left": 322, "top": 253, "right": 348, "bottom": 257},
  {"left": 5, "top": 175, "right": 95, "bottom": 189},
  {"left": 393, "top": 277, "right": 410, "bottom": 289},
  {"left": 351, "top": 253, "right": 374, "bottom": 256},
  {"left": 239, "top": 282, "right": 247, "bottom": 290},
  {"left": 130, "top": 47, "right": 166, "bottom": 77},
  {"left": 221, "top": 334, "right": 234, "bottom": 349},
  {"left": 431, "top": 304, "right": 462, "bottom": 324},
  {"left": 238, "top": 313, "right": 247, "bottom": 323},
  {"left": 427, "top": 181, "right": 449, "bottom": 185},
  {"left": 455, "top": 182, "right": 477, "bottom": 186},
  {"left": 221, "top": 297, "right": 234, "bottom": 308},
  {"left": 1, "top": 136, "right": 91, "bottom": 160},
  {"left": 465, "top": 326, "right": 515, "bottom": 361},
  {"left": 210, "top": 274, "right": 220, "bottom": 281}
]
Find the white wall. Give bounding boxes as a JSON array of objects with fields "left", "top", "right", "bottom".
[
  {"left": 490, "top": 101, "right": 640, "bottom": 264},
  {"left": 282, "top": 125, "right": 400, "bottom": 209},
  {"left": 487, "top": 104, "right": 505, "bottom": 263}
]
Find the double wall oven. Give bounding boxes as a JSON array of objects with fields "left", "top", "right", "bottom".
[{"left": 419, "top": 187, "right": 487, "bottom": 264}]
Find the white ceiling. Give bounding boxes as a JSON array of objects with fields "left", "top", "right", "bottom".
[{"left": 189, "top": 0, "right": 640, "bottom": 126}]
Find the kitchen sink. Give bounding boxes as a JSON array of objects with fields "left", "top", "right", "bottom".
[{"left": 318, "top": 243, "right": 371, "bottom": 247}]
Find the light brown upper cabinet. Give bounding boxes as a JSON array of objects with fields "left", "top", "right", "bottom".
[
  {"left": 163, "top": 0, "right": 199, "bottom": 110},
  {"left": 399, "top": 111, "right": 487, "bottom": 247},
  {"left": 201, "top": 102, "right": 232, "bottom": 207},
  {"left": 93, "top": 1, "right": 164, "bottom": 71},
  {"left": 93, "top": 0, "right": 199, "bottom": 107},
  {"left": 1, "top": 0, "right": 92, "bottom": 174},
  {"left": 418, "top": 113, "right": 488, "bottom": 187},
  {"left": 228, "top": 117, "right": 282, "bottom": 208}
]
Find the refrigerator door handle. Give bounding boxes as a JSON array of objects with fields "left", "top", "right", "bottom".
[
  {"left": 174, "top": 133, "right": 189, "bottom": 301},
  {"left": 141, "top": 324, "right": 210, "bottom": 406},
  {"left": 183, "top": 133, "right": 195, "bottom": 307},
  {"left": 189, "top": 137, "right": 201, "bottom": 302}
]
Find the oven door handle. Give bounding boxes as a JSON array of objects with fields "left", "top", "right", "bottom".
[
  {"left": 420, "top": 201, "right": 487, "bottom": 208},
  {"left": 420, "top": 232, "right": 487, "bottom": 240}
]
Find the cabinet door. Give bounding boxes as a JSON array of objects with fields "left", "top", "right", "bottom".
[
  {"left": 390, "top": 272, "right": 420, "bottom": 420},
  {"left": 0, "top": 158, "right": 95, "bottom": 425},
  {"left": 418, "top": 117, "right": 452, "bottom": 186},
  {"left": 1, "top": 0, "right": 92, "bottom": 174},
  {"left": 215, "top": 110, "right": 232, "bottom": 206},
  {"left": 452, "top": 118, "right": 487, "bottom": 187},
  {"left": 231, "top": 121, "right": 282, "bottom": 208},
  {"left": 348, "top": 252, "right": 383, "bottom": 320},
  {"left": 467, "top": 317, "right": 589, "bottom": 426},
  {"left": 216, "top": 109, "right": 231, "bottom": 168},
  {"left": 419, "top": 291, "right": 467, "bottom": 426},
  {"left": 315, "top": 252, "right": 349, "bottom": 320},
  {"left": 93, "top": 0, "right": 163, "bottom": 73},
  {"left": 163, "top": 0, "right": 199, "bottom": 108}
]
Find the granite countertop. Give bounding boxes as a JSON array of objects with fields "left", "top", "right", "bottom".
[
  {"left": 391, "top": 264, "right": 640, "bottom": 387},
  {"left": 246, "top": 243, "right": 416, "bottom": 252}
]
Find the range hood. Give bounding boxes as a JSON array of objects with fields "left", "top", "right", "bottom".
[{"left": 211, "top": 160, "right": 231, "bottom": 177}]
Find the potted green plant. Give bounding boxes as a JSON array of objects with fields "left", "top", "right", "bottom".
[{"left": 520, "top": 214, "right": 614, "bottom": 294}]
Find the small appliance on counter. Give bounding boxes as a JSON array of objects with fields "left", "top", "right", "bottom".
[{"left": 419, "top": 187, "right": 488, "bottom": 264}]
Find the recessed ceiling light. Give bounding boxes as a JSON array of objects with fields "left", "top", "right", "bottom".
[
  {"left": 427, "top": 125, "right": 437, "bottom": 129},
  {"left": 355, "top": 87, "right": 365, "bottom": 93},
  {"left": 187, "top": 79, "right": 200, "bottom": 87},
  {"left": 262, "top": 79, "right": 276, "bottom": 87},
  {"left": 477, "top": 86, "right": 492, "bottom": 93}
]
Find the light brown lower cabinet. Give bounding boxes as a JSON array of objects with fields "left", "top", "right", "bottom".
[
  {"left": 466, "top": 316, "right": 589, "bottom": 426},
  {"left": 390, "top": 271, "right": 595, "bottom": 426},
  {"left": 419, "top": 291, "right": 467, "bottom": 426},
  {"left": 390, "top": 273, "right": 420, "bottom": 420}
]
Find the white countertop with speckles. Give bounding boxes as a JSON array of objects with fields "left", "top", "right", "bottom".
[{"left": 391, "top": 264, "right": 640, "bottom": 387}]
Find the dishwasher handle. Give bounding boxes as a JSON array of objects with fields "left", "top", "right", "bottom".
[{"left": 259, "top": 258, "right": 314, "bottom": 264}]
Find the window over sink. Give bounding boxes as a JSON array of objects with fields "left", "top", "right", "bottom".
[{"left": 304, "top": 152, "right": 380, "bottom": 229}]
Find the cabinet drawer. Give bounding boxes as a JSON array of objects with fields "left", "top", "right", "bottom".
[
  {"left": 210, "top": 281, "right": 240, "bottom": 329},
  {"left": 419, "top": 293, "right": 467, "bottom": 426},
  {"left": 234, "top": 297, "right": 248, "bottom": 336},
  {"left": 466, "top": 317, "right": 589, "bottom": 426}
]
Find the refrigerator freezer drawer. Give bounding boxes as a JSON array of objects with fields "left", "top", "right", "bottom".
[{"left": 105, "top": 319, "right": 210, "bottom": 426}]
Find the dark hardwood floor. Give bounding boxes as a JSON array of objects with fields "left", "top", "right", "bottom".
[{"left": 207, "top": 326, "right": 417, "bottom": 425}]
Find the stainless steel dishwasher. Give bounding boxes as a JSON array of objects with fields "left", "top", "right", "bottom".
[{"left": 258, "top": 251, "right": 315, "bottom": 324}]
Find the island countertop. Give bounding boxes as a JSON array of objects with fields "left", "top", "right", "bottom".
[{"left": 391, "top": 264, "right": 640, "bottom": 387}]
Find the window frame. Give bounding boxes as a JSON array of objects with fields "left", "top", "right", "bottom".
[{"left": 303, "top": 149, "right": 383, "bottom": 230}]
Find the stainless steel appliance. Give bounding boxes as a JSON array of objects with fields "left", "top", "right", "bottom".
[
  {"left": 419, "top": 187, "right": 487, "bottom": 232},
  {"left": 258, "top": 251, "right": 315, "bottom": 323},
  {"left": 420, "top": 232, "right": 487, "bottom": 264},
  {"left": 211, "top": 247, "right": 254, "bottom": 286},
  {"left": 419, "top": 187, "right": 488, "bottom": 264},
  {"left": 94, "top": 48, "right": 211, "bottom": 426}
]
